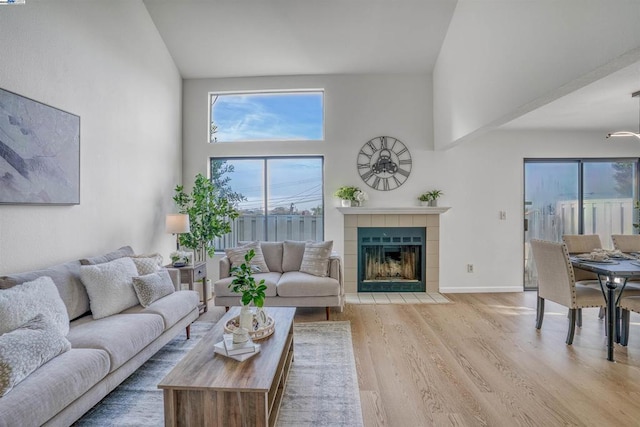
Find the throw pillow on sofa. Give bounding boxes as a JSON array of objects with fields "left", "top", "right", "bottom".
[
  {"left": 300, "top": 241, "right": 333, "bottom": 277},
  {"left": 80, "top": 257, "right": 140, "bottom": 319},
  {"left": 0, "top": 276, "right": 69, "bottom": 336},
  {"left": 129, "top": 255, "right": 162, "bottom": 275},
  {"left": 225, "top": 241, "right": 270, "bottom": 273},
  {"left": 0, "top": 314, "right": 71, "bottom": 397},
  {"left": 132, "top": 270, "right": 175, "bottom": 307}
]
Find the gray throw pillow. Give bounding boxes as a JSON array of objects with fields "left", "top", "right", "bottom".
[
  {"left": 225, "top": 241, "right": 270, "bottom": 273},
  {"left": 132, "top": 270, "right": 175, "bottom": 307},
  {"left": 299, "top": 241, "right": 333, "bottom": 277},
  {"left": 130, "top": 256, "right": 162, "bottom": 275},
  {"left": 0, "top": 314, "right": 71, "bottom": 397},
  {"left": 80, "top": 257, "right": 140, "bottom": 319},
  {"left": 0, "top": 276, "right": 69, "bottom": 336}
]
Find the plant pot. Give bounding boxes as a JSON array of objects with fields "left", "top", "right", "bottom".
[
  {"left": 428, "top": 200, "right": 438, "bottom": 207},
  {"left": 420, "top": 201, "right": 429, "bottom": 207},
  {"left": 239, "top": 305, "right": 253, "bottom": 331},
  {"left": 341, "top": 199, "right": 354, "bottom": 207}
]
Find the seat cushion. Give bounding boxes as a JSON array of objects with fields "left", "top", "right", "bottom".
[
  {"left": 575, "top": 283, "right": 606, "bottom": 308},
  {"left": 620, "top": 295, "right": 640, "bottom": 313},
  {"left": 122, "top": 290, "right": 199, "bottom": 329},
  {"left": 67, "top": 313, "right": 164, "bottom": 372},
  {"left": 0, "top": 348, "right": 110, "bottom": 427},
  {"left": 214, "top": 272, "right": 280, "bottom": 297},
  {"left": 276, "top": 271, "right": 340, "bottom": 297}
]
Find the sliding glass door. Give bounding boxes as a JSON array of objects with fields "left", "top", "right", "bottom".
[{"left": 524, "top": 159, "right": 639, "bottom": 289}]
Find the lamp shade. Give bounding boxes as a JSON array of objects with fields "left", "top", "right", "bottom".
[{"left": 166, "top": 214, "right": 191, "bottom": 234}]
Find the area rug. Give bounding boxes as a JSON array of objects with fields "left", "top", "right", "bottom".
[{"left": 73, "top": 320, "right": 363, "bottom": 427}]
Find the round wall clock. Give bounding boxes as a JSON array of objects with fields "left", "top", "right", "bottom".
[{"left": 357, "top": 136, "right": 412, "bottom": 191}]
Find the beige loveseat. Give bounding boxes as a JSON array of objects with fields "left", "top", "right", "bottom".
[
  {"left": 0, "top": 246, "right": 199, "bottom": 427},
  {"left": 213, "top": 241, "right": 344, "bottom": 319}
]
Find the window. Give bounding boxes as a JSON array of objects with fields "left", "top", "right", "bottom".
[
  {"left": 523, "top": 158, "right": 639, "bottom": 289},
  {"left": 211, "top": 157, "right": 324, "bottom": 250},
  {"left": 209, "top": 90, "right": 324, "bottom": 142}
]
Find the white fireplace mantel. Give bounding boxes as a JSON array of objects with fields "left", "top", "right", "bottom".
[{"left": 337, "top": 206, "right": 450, "bottom": 215}]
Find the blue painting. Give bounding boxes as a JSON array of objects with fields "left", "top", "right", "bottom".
[{"left": 0, "top": 88, "right": 80, "bottom": 204}]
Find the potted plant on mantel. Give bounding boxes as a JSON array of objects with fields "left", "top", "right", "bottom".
[
  {"left": 228, "top": 249, "right": 268, "bottom": 330},
  {"left": 334, "top": 185, "right": 368, "bottom": 207},
  {"left": 173, "top": 173, "right": 240, "bottom": 262},
  {"left": 418, "top": 190, "right": 443, "bottom": 207}
]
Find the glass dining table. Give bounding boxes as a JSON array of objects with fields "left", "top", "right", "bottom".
[{"left": 570, "top": 257, "right": 640, "bottom": 362}]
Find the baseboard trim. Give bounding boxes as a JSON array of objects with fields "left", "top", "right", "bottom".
[{"left": 440, "top": 286, "right": 524, "bottom": 294}]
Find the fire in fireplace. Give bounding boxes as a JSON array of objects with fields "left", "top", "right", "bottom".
[{"left": 358, "top": 227, "right": 425, "bottom": 292}]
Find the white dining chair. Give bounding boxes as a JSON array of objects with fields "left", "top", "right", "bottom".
[{"left": 530, "top": 239, "right": 606, "bottom": 345}]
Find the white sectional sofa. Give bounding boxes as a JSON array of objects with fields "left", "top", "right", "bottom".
[
  {"left": 0, "top": 246, "right": 199, "bottom": 427},
  {"left": 213, "top": 241, "right": 344, "bottom": 319}
]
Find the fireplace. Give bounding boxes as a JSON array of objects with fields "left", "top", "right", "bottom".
[{"left": 358, "top": 227, "right": 425, "bottom": 292}]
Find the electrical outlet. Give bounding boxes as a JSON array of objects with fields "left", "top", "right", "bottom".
[
  {"left": 467, "top": 264, "right": 474, "bottom": 273},
  {"left": 499, "top": 210, "right": 507, "bottom": 220}
]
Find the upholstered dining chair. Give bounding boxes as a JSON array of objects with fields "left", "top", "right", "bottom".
[
  {"left": 530, "top": 239, "right": 606, "bottom": 345},
  {"left": 612, "top": 234, "right": 640, "bottom": 253},
  {"left": 562, "top": 234, "right": 606, "bottom": 319},
  {"left": 619, "top": 296, "right": 640, "bottom": 346}
]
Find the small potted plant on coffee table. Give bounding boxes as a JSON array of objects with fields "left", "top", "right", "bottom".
[{"left": 228, "top": 249, "right": 268, "bottom": 330}]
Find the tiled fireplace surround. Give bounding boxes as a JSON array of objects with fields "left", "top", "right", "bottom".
[{"left": 339, "top": 207, "right": 448, "bottom": 293}]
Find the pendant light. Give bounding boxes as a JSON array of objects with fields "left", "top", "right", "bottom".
[{"left": 607, "top": 90, "right": 640, "bottom": 140}]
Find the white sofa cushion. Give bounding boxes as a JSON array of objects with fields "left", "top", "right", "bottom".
[
  {"left": 0, "top": 276, "right": 69, "bottom": 336},
  {"left": 214, "top": 272, "right": 281, "bottom": 297},
  {"left": 80, "top": 257, "right": 140, "bottom": 319},
  {"left": 282, "top": 240, "right": 306, "bottom": 272},
  {"left": 0, "top": 314, "right": 72, "bottom": 397},
  {"left": 68, "top": 313, "right": 164, "bottom": 372},
  {"left": 276, "top": 271, "right": 341, "bottom": 297}
]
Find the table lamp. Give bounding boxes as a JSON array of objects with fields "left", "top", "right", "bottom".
[{"left": 166, "top": 214, "right": 190, "bottom": 250}]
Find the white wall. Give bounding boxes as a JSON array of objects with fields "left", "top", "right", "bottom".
[
  {"left": 184, "top": 72, "right": 640, "bottom": 292},
  {"left": 182, "top": 74, "right": 433, "bottom": 278},
  {"left": 434, "top": 0, "right": 640, "bottom": 149},
  {"left": 439, "top": 129, "right": 640, "bottom": 292},
  {"left": 0, "top": 0, "right": 182, "bottom": 274}
]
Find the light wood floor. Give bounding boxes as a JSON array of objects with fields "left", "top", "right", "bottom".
[{"left": 200, "top": 293, "right": 640, "bottom": 426}]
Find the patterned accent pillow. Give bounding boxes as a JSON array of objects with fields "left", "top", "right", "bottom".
[
  {"left": 0, "top": 276, "right": 69, "bottom": 336},
  {"left": 225, "top": 241, "right": 270, "bottom": 273},
  {"left": 0, "top": 314, "right": 71, "bottom": 397},
  {"left": 299, "top": 241, "right": 334, "bottom": 277},
  {"left": 130, "top": 257, "right": 161, "bottom": 275},
  {"left": 132, "top": 270, "right": 175, "bottom": 307},
  {"left": 80, "top": 257, "right": 140, "bottom": 319}
]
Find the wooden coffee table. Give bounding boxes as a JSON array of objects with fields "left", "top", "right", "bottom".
[{"left": 158, "top": 307, "right": 296, "bottom": 427}]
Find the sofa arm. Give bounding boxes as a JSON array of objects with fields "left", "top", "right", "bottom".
[
  {"left": 219, "top": 256, "right": 231, "bottom": 279},
  {"left": 165, "top": 268, "right": 180, "bottom": 291},
  {"left": 328, "top": 254, "right": 344, "bottom": 295}
]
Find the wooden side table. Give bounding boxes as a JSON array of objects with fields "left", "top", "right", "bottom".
[{"left": 166, "top": 262, "right": 208, "bottom": 313}]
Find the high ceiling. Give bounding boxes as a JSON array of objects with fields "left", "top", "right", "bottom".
[{"left": 143, "top": 0, "right": 640, "bottom": 135}]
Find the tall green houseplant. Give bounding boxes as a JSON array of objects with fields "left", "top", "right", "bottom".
[{"left": 173, "top": 173, "right": 240, "bottom": 261}]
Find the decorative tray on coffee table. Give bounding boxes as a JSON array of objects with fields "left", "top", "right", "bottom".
[{"left": 224, "top": 315, "right": 276, "bottom": 340}]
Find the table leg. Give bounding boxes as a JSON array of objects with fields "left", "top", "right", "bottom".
[{"left": 606, "top": 279, "right": 616, "bottom": 362}]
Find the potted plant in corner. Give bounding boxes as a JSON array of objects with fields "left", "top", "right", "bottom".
[
  {"left": 228, "top": 249, "right": 268, "bottom": 330},
  {"left": 173, "top": 173, "right": 240, "bottom": 262}
]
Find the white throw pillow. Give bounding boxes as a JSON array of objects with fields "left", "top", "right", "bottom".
[
  {"left": 0, "top": 276, "right": 69, "bottom": 336},
  {"left": 299, "top": 241, "right": 334, "bottom": 277},
  {"left": 80, "top": 257, "right": 140, "bottom": 319},
  {"left": 0, "top": 314, "right": 71, "bottom": 397},
  {"left": 132, "top": 270, "right": 175, "bottom": 307},
  {"left": 225, "top": 241, "right": 270, "bottom": 273}
]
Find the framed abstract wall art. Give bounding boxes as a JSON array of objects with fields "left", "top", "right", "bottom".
[{"left": 0, "top": 88, "right": 80, "bottom": 204}]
